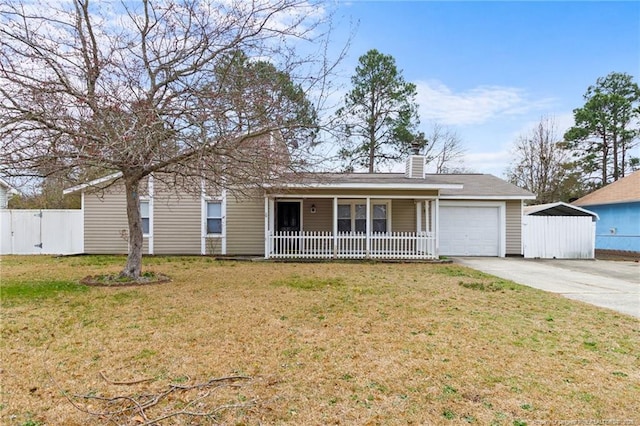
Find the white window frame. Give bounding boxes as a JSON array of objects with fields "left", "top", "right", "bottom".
[
  {"left": 140, "top": 198, "right": 151, "bottom": 237},
  {"left": 337, "top": 199, "right": 392, "bottom": 233},
  {"left": 206, "top": 200, "right": 223, "bottom": 235},
  {"left": 201, "top": 189, "right": 226, "bottom": 255}
]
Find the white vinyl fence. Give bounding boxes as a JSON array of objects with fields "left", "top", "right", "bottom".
[
  {"left": 523, "top": 216, "right": 595, "bottom": 259},
  {"left": 0, "top": 210, "right": 83, "bottom": 255}
]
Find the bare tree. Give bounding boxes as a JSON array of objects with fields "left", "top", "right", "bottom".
[
  {"left": 419, "top": 123, "right": 466, "bottom": 173},
  {"left": 507, "top": 116, "right": 578, "bottom": 204},
  {"left": 0, "top": 0, "right": 340, "bottom": 279}
]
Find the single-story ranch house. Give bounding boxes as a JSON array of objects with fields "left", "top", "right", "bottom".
[{"left": 64, "top": 155, "right": 535, "bottom": 260}]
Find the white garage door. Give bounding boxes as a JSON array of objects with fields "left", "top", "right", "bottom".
[{"left": 440, "top": 205, "right": 500, "bottom": 256}]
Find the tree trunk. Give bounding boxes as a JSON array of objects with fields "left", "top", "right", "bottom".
[
  {"left": 368, "top": 127, "right": 376, "bottom": 173},
  {"left": 612, "top": 129, "right": 619, "bottom": 181},
  {"left": 121, "top": 176, "right": 143, "bottom": 279}
]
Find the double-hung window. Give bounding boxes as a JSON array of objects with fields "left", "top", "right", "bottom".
[
  {"left": 140, "top": 201, "right": 150, "bottom": 235},
  {"left": 337, "top": 204, "right": 351, "bottom": 233},
  {"left": 372, "top": 204, "right": 387, "bottom": 233},
  {"left": 338, "top": 201, "right": 389, "bottom": 234},
  {"left": 206, "top": 201, "right": 222, "bottom": 234}
]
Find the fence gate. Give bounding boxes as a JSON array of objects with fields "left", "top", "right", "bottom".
[{"left": 0, "top": 210, "right": 83, "bottom": 255}]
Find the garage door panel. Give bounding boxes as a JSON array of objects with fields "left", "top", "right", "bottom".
[{"left": 440, "top": 206, "right": 500, "bottom": 256}]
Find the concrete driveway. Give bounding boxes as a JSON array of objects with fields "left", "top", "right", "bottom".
[{"left": 453, "top": 257, "right": 640, "bottom": 318}]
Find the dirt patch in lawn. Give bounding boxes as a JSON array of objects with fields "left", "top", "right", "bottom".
[
  {"left": 1, "top": 255, "right": 639, "bottom": 425},
  {"left": 80, "top": 272, "right": 171, "bottom": 287}
]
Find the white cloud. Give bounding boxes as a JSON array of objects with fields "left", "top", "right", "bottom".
[
  {"left": 415, "top": 80, "right": 556, "bottom": 126},
  {"left": 462, "top": 150, "right": 512, "bottom": 177}
]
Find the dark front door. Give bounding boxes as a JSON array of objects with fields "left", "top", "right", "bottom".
[{"left": 277, "top": 202, "right": 301, "bottom": 232}]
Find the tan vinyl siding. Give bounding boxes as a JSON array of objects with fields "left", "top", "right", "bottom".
[
  {"left": 226, "top": 192, "right": 265, "bottom": 255},
  {"left": 84, "top": 189, "right": 149, "bottom": 254},
  {"left": 391, "top": 199, "right": 415, "bottom": 232},
  {"left": 205, "top": 237, "right": 223, "bottom": 255},
  {"left": 302, "top": 198, "right": 332, "bottom": 232},
  {"left": 506, "top": 200, "right": 523, "bottom": 255},
  {"left": 154, "top": 193, "right": 201, "bottom": 255},
  {"left": 405, "top": 155, "right": 424, "bottom": 178}
]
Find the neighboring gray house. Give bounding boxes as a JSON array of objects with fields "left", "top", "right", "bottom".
[
  {"left": 0, "top": 178, "right": 17, "bottom": 209},
  {"left": 64, "top": 155, "right": 535, "bottom": 259}
]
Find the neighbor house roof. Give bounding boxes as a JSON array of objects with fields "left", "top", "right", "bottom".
[
  {"left": 524, "top": 202, "right": 598, "bottom": 218},
  {"left": 573, "top": 171, "right": 640, "bottom": 207}
]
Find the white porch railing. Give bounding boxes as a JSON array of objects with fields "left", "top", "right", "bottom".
[{"left": 267, "top": 231, "right": 437, "bottom": 260}]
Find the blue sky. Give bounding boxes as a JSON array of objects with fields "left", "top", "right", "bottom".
[{"left": 328, "top": 1, "right": 640, "bottom": 176}]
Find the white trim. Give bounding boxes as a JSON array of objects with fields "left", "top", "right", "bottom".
[
  {"left": 139, "top": 198, "right": 152, "bottom": 253},
  {"left": 439, "top": 200, "right": 506, "bottom": 257},
  {"left": 434, "top": 198, "right": 439, "bottom": 255},
  {"left": 264, "top": 196, "right": 270, "bottom": 259},
  {"left": 439, "top": 195, "right": 535, "bottom": 200},
  {"left": 365, "top": 197, "right": 371, "bottom": 255},
  {"left": 148, "top": 176, "right": 154, "bottom": 255},
  {"left": 221, "top": 189, "right": 227, "bottom": 255},
  {"left": 80, "top": 192, "right": 85, "bottom": 253},
  {"left": 336, "top": 199, "right": 392, "bottom": 234},
  {"left": 201, "top": 192, "right": 207, "bottom": 255},
  {"left": 63, "top": 172, "right": 123, "bottom": 194},
  {"left": 333, "top": 197, "right": 338, "bottom": 257},
  {"left": 269, "top": 182, "right": 463, "bottom": 190},
  {"left": 523, "top": 201, "right": 599, "bottom": 218},
  {"left": 268, "top": 198, "right": 275, "bottom": 233},
  {"left": 201, "top": 187, "right": 226, "bottom": 255},
  {"left": 267, "top": 193, "right": 440, "bottom": 200},
  {"left": 520, "top": 200, "right": 524, "bottom": 256}
]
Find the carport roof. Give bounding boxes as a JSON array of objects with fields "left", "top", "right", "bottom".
[{"left": 524, "top": 202, "right": 599, "bottom": 218}]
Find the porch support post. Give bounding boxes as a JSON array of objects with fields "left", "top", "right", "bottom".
[
  {"left": 434, "top": 198, "right": 440, "bottom": 257},
  {"left": 416, "top": 201, "right": 422, "bottom": 233},
  {"left": 264, "top": 195, "right": 270, "bottom": 259},
  {"left": 332, "top": 197, "right": 338, "bottom": 258},
  {"left": 365, "top": 196, "right": 371, "bottom": 258}
]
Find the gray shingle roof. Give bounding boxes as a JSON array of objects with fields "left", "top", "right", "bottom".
[{"left": 283, "top": 172, "right": 534, "bottom": 198}]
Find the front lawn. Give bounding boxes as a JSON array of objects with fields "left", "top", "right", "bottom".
[{"left": 1, "top": 256, "right": 638, "bottom": 425}]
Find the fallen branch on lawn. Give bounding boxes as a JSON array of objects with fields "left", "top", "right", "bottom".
[
  {"left": 99, "top": 370, "right": 154, "bottom": 385},
  {"left": 43, "top": 347, "right": 256, "bottom": 424}
]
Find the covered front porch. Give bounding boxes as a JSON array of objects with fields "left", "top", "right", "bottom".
[{"left": 264, "top": 195, "right": 440, "bottom": 260}]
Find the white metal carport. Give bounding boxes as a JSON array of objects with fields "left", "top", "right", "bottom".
[{"left": 522, "top": 202, "right": 598, "bottom": 259}]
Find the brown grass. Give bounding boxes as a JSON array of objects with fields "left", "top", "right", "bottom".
[{"left": 1, "top": 255, "right": 638, "bottom": 425}]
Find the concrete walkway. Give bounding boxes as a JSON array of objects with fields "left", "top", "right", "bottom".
[{"left": 453, "top": 257, "right": 640, "bottom": 318}]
